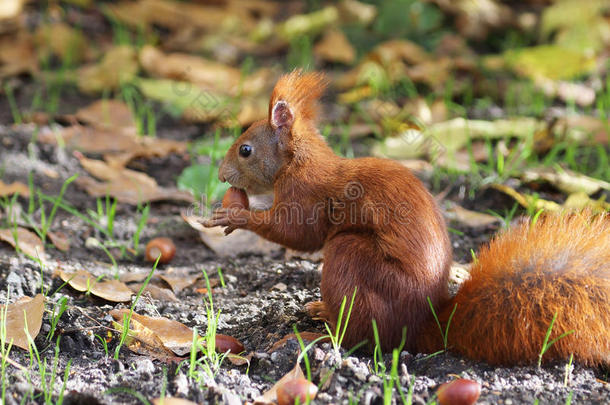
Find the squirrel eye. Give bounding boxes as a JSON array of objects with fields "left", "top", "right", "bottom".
[{"left": 239, "top": 144, "right": 252, "bottom": 158}]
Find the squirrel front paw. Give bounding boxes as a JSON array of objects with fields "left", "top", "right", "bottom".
[
  {"left": 305, "top": 300, "right": 332, "bottom": 323},
  {"left": 201, "top": 208, "right": 250, "bottom": 235}
]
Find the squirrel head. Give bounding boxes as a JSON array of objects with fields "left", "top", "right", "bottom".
[{"left": 218, "top": 70, "right": 328, "bottom": 195}]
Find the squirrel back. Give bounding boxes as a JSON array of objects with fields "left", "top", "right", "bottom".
[{"left": 418, "top": 211, "right": 610, "bottom": 366}]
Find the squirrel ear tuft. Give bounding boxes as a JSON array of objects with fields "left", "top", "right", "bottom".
[{"left": 270, "top": 100, "right": 294, "bottom": 129}]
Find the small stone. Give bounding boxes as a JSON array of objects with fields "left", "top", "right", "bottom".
[
  {"left": 355, "top": 372, "right": 367, "bottom": 382},
  {"left": 272, "top": 282, "right": 287, "bottom": 291},
  {"left": 270, "top": 351, "right": 280, "bottom": 362},
  {"left": 174, "top": 372, "right": 189, "bottom": 396}
]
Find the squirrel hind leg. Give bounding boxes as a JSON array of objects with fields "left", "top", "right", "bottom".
[{"left": 321, "top": 233, "right": 436, "bottom": 353}]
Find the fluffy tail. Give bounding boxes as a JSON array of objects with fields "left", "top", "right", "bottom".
[
  {"left": 269, "top": 69, "right": 328, "bottom": 125},
  {"left": 419, "top": 210, "right": 610, "bottom": 366}
]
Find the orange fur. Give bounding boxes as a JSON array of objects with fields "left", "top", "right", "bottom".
[
  {"left": 419, "top": 211, "right": 610, "bottom": 366},
  {"left": 209, "top": 71, "right": 610, "bottom": 366}
]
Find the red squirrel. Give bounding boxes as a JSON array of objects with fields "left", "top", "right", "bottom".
[{"left": 203, "top": 70, "right": 610, "bottom": 366}]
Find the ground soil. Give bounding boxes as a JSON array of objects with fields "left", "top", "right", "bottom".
[{"left": 1, "top": 120, "right": 609, "bottom": 405}]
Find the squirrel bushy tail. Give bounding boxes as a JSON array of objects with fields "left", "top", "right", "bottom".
[{"left": 418, "top": 210, "right": 610, "bottom": 366}]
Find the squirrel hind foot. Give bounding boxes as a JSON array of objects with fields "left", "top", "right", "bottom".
[{"left": 305, "top": 300, "right": 332, "bottom": 323}]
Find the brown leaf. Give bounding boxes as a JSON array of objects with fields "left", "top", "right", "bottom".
[
  {"left": 139, "top": 46, "right": 241, "bottom": 95},
  {"left": 35, "top": 22, "right": 89, "bottom": 64},
  {"left": 433, "top": 0, "right": 513, "bottom": 40},
  {"left": 111, "top": 313, "right": 178, "bottom": 362},
  {"left": 76, "top": 100, "right": 136, "bottom": 135},
  {"left": 0, "top": 227, "right": 45, "bottom": 259},
  {"left": 47, "top": 231, "right": 70, "bottom": 252},
  {"left": 75, "top": 156, "right": 193, "bottom": 205},
  {"left": 0, "top": 180, "right": 29, "bottom": 197},
  {"left": 226, "top": 352, "right": 253, "bottom": 366},
  {"left": 39, "top": 125, "right": 139, "bottom": 154},
  {"left": 58, "top": 269, "right": 133, "bottom": 302},
  {"left": 76, "top": 175, "right": 193, "bottom": 205},
  {"left": 183, "top": 214, "right": 281, "bottom": 257},
  {"left": 0, "top": 32, "right": 37, "bottom": 78},
  {"left": 106, "top": 0, "right": 257, "bottom": 32},
  {"left": 2, "top": 294, "right": 45, "bottom": 350},
  {"left": 491, "top": 184, "right": 562, "bottom": 212},
  {"left": 159, "top": 270, "right": 202, "bottom": 293},
  {"left": 257, "top": 362, "right": 305, "bottom": 404},
  {"left": 445, "top": 202, "right": 501, "bottom": 228},
  {"left": 522, "top": 166, "right": 610, "bottom": 195},
  {"left": 38, "top": 124, "right": 188, "bottom": 165},
  {"left": 77, "top": 45, "right": 138, "bottom": 94},
  {"left": 338, "top": 0, "right": 377, "bottom": 25},
  {"left": 152, "top": 399, "right": 198, "bottom": 405},
  {"left": 127, "top": 283, "right": 178, "bottom": 302},
  {"left": 314, "top": 29, "right": 355, "bottom": 64},
  {"left": 119, "top": 272, "right": 152, "bottom": 283},
  {"left": 111, "top": 308, "right": 195, "bottom": 356}
]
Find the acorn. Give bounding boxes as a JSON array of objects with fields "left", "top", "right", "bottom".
[
  {"left": 277, "top": 378, "right": 318, "bottom": 405},
  {"left": 437, "top": 378, "right": 481, "bottom": 405},
  {"left": 222, "top": 187, "right": 249, "bottom": 209},
  {"left": 145, "top": 237, "right": 176, "bottom": 264}
]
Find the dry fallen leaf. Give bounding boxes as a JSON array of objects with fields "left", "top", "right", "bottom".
[
  {"left": 0, "top": 180, "right": 29, "bottom": 197},
  {"left": 338, "top": 0, "right": 377, "bottom": 25},
  {"left": 563, "top": 192, "right": 610, "bottom": 212},
  {"left": 257, "top": 362, "right": 306, "bottom": 404},
  {"left": 1, "top": 294, "right": 45, "bottom": 350},
  {"left": 159, "top": 271, "right": 202, "bottom": 293},
  {"left": 127, "top": 283, "right": 178, "bottom": 302},
  {"left": 503, "top": 45, "right": 596, "bottom": 81},
  {"left": 278, "top": 6, "right": 339, "bottom": 41},
  {"left": 139, "top": 46, "right": 244, "bottom": 96},
  {"left": 107, "top": 0, "right": 258, "bottom": 32},
  {"left": 76, "top": 156, "right": 193, "bottom": 205},
  {"left": 152, "top": 399, "right": 198, "bottom": 405},
  {"left": 374, "top": 117, "right": 543, "bottom": 160},
  {"left": 77, "top": 45, "right": 138, "bottom": 94},
  {"left": 0, "top": 32, "right": 38, "bottom": 78},
  {"left": 35, "top": 22, "right": 89, "bottom": 64},
  {"left": 445, "top": 202, "right": 501, "bottom": 228},
  {"left": 111, "top": 312, "right": 178, "bottom": 362},
  {"left": 47, "top": 231, "right": 70, "bottom": 252},
  {"left": 58, "top": 269, "right": 133, "bottom": 302},
  {"left": 111, "top": 309, "right": 195, "bottom": 356},
  {"left": 0, "top": 227, "right": 45, "bottom": 259},
  {"left": 314, "top": 29, "right": 355, "bottom": 65},
  {"left": 182, "top": 213, "right": 281, "bottom": 257},
  {"left": 39, "top": 124, "right": 188, "bottom": 166},
  {"left": 433, "top": 0, "right": 513, "bottom": 40},
  {"left": 77, "top": 175, "right": 193, "bottom": 206},
  {"left": 522, "top": 167, "right": 610, "bottom": 196},
  {"left": 76, "top": 99, "right": 136, "bottom": 135},
  {"left": 491, "top": 184, "right": 562, "bottom": 212}
]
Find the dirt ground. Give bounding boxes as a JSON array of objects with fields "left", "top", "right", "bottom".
[{"left": 1, "top": 123, "right": 609, "bottom": 405}]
